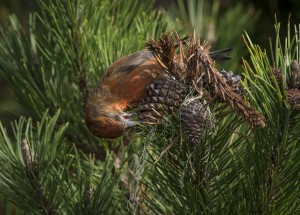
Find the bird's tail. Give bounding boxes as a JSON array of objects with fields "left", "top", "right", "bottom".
[
  {"left": 209, "top": 48, "right": 233, "bottom": 61},
  {"left": 174, "top": 35, "right": 233, "bottom": 61}
]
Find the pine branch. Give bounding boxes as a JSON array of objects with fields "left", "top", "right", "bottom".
[
  {"left": 240, "top": 21, "right": 300, "bottom": 214},
  {"left": 0, "top": 0, "right": 176, "bottom": 153},
  {"left": 0, "top": 1, "right": 178, "bottom": 213},
  {"left": 130, "top": 22, "right": 300, "bottom": 215},
  {"left": 0, "top": 110, "right": 119, "bottom": 214}
]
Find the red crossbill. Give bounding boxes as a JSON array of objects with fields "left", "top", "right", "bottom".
[{"left": 85, "top": 48, "right": 232, "bottom": 138}]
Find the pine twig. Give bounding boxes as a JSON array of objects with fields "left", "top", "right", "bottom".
[
  {"left": 21, "top": 138, "right": 55, "bottom": 215},
  {"left": 70, "top": 4, "right": 89, "bottom": 109},
  {"left": 206, "top": 61, "right": 266, "bottom": 128}
]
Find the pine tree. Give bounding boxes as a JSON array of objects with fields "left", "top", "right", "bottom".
[{"left": 0, "top": 0, "right": 299, "bottom": 214}]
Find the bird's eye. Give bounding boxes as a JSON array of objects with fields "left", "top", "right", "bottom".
[
  {"left": 113, "top": 115, "right": 126, "bottom": 125},
  {"left": 113, "top": 115, "right": 121, "bottom": 121}
]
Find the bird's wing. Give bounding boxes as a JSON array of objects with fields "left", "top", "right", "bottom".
[
  {"left": 104, "top": 50, "right": 154, "bottom": 77},
  {"left": 104, "top": 46, "right": 233, "bottom": 78}
]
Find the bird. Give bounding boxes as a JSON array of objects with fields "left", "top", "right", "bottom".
[{"left": 85, "top": 47, "right": 233, "bottom": 139}]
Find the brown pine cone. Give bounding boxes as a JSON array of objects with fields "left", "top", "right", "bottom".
[
  {"left": 139, "top": 78, "right": 185, "bottom": 123},
  {"left": 287, "top": 88, "right": 300, "bottom": 105},
  {"left": 272, "top": 68, "right": 282, "bottom": 85},
  {"left": 180, "top": 98, "right": 211, "bottom": 143},
  {"left": 291, "top": 59, "right": 300, "bottom": 81}
]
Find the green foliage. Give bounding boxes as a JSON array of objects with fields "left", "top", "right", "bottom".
[
  {"left": 134, "top": 113, "right": 247, "bottom": 214},
  {"left": 0, "top": 0, "right": 174, "bottom": 148},
  {"left": 241, "top": 21, "right": 300, "bottom": 214},
  {"left": 0, "top": 110, "right": 118, "bottom": 214},
  {"left": 0, "top": 0, "right": 299, "bottom": 214},
  {"left": 0, "top": 0, "right": 176, "bottom": 213}
]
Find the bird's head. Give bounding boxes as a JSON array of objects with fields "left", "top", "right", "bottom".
[
  {"left": 86, "top": 113, "right": 136, "bottom": 139},
  {"left": 85, "top": 98, "right": 137, "bottom": 139}
]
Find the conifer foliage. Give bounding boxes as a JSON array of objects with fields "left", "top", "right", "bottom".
[{"left": 0, "top": 0, "right": 299, "bottom": 214}]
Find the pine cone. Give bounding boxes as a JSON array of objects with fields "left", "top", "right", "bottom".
[
  {"left": 272, "top": 68, "right": 282, "bottom": 85},
  {"left": 180, "top": 98, "right": 210, "bottom": 143},
  {"left": 272, "top": 63, "right": 300, "bottom": 88},
  {"left": 291, "top": 59, "right": 300, "bottom": 80},
  {"left": 139, "top": 78, "right": 184, "bottom": 122},
  {"left": 219, "top": 70, "right": 242, "bottom": 95},
  {"left": 287, "top": 88, "right": 300, "bottom": 105}
]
